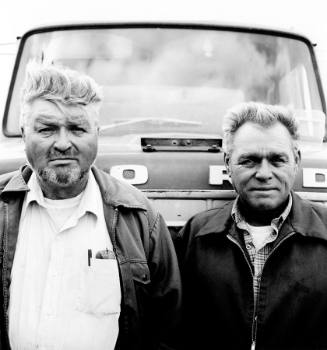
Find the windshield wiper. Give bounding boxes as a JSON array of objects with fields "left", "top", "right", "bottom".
[
  {"left": 100, "top": 117, "right": 202, "bottom": 132},
  {"left": 141, "top": 137, "right": 222, "bottom": 152}
]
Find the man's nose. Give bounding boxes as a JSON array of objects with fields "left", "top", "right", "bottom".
[
  {"left": 255, "top": 159, "right": 273, "bottom": 180},
  {"left": 54, "top": 128, "right": 72, "bottom": 152}
]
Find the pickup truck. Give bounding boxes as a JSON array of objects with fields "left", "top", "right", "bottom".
[{"left": 1, "top": 23, "right": 327, "bottom": 236}]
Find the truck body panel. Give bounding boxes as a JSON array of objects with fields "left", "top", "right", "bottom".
[{"left": 1, "top": 23, "right": 327, "bottom": 231}]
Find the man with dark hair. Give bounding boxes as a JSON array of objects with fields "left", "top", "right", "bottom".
[
  {"left": 178, "top": 102, "right": 327, "bottom": 350},
  {"left": 0, "top": 62, "right": 181, "bottom": 350}
]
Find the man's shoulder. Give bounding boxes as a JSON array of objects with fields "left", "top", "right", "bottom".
[
  {"left": 181, "top": 201, "right": 234, "bottom": 237},
  {"left": 291, "top": 193, "right": 327, "bottom": 238},
  {"left": 302, "top": 198, "right": 327, "bottom": 223},
  {"left": 92, "top": 167, "right": 156, "bottom": 213},
  {"left": 293, "top": 192, "right": 327, "bottom": 217},
  {"left": 176, "top": 201, "right": 234, "bottom": 260},
  {"left": 193, "top": 202, "right": 232, "bottom": 223},
  {"left": 0, "top": 170, "right": 20, "bottom": 190}
]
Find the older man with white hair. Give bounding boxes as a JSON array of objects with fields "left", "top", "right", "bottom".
[{"left": 0, "top": 62, "right": 181, "bottom": 350}]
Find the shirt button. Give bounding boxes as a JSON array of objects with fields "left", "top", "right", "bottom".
[{"left": 246, "top": 244, "right": 252, "bottom": 250}]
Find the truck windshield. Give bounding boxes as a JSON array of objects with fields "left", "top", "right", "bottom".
[{"left": 5, "top": 26, "right": 325, "bottom": 142}]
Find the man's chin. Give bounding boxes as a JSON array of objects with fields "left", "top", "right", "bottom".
[
  {"left": 37, "top": 167, "right": 87, "bottom": 187},
  {"left": 248, "top": 198, "right": 281, "bottom": 212}
]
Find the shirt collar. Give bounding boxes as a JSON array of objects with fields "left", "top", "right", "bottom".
[
  {"left": 76, "top": 171, "right": 100, "bottom": 219},
  {"left": 22, "top": 172, "right": 47, "bottom": 217},
  {"left": 23, "top": 171, "right": 101, "bottom": 221},
  {"left": 231, "top": 194, "right": 293, "bottom": 233}
]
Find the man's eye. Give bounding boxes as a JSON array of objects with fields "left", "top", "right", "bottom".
[
  {"left": 239, "top": 159, "right": 256, "bottom": 166},
  {"left": 271, "top": 157, "right": 287, "bottom": 166},
  {"left": 71, "top": 126, "right": 86, "bottom": 134},
  {"left": 37, "top": 127, "right": 53, "bottom": 134}
]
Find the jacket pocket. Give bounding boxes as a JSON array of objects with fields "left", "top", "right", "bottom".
[
  {"left": 76, "top": 258, "right": 121, "bottom": 316},
  {"left": 130, "top": 261, "right": 151, "bottom": 320},
  {"left": 130, "top": 261, "right": 151, "bottom": 285}
]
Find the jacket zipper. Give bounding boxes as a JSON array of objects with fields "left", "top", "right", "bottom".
[
  {"left": 251, "top": 231, "right": 296, "bottom": 349},
  {"left": 227, "top": 235, "right": 256, "bottom": 349},
  {"left": 251, "top": 315, "right": 257, "bottom": 350},
  {"left": 228, "top": 231, "right": 296, "bottom": 350},
  {"left": 110, "top": 207, "right": 119, "bottom": 256},
  {"left": 2, "top": 202, "right": 10, "bottom": 347}
]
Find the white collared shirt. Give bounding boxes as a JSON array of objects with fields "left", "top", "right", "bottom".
[{"left": 9, "top": 172, "right": 121, "bottom": 350}]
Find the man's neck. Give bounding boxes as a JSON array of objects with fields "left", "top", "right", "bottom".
[
  {"left": 238, "top": 199, "right": 289, "bottom": 226},
  {"left": 38, "top": 176, "right": 89, "bottom": 200}
]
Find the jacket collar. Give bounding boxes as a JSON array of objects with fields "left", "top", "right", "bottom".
[
  {"left": 287, "top": 192, "right": 327, "bottom": 241},
  {"left": 194, "top": 191, "right": 327, "bottom": 242},
  {"left": 1, "top": 165, "right": 146, "bottom": 210},
  {"left": 231, "top": 194, "right": 292, "bottom": 233},
  {"left": 91, "top": 166, "right": 146, "bottom": 210},
  {"left": 193, "top": 201, "right": 235, "bottom": 239},
  {"left": 1, "top": 165, "right": 31, "bottom": 195}
]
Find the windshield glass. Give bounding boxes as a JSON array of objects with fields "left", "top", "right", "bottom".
[{"left": 5, "top": 26, "right": 325, "bottom": 143}]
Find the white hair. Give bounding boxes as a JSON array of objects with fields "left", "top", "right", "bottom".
[
  {"left": 20, "top": 61, "right": 103, "bottom": 129},
  {"left": 222, "top": 102, "right": 299, "bottom": 155}
]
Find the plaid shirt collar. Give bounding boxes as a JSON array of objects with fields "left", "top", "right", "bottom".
[{"left": 231, "top": 194, "right": 293, "bottom": 234}]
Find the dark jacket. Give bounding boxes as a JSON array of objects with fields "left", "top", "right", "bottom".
[
  {"left": 177, "top": 192, "right": 327, "bottom": 350},
  {"left": 0, "top": 166, "right": 181, "bottom": 350}
]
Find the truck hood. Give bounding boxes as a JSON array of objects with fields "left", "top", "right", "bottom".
[{"left": 1, "top": 137, "right": 327, "bottom": 193}]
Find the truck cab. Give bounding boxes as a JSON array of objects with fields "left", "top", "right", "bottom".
[{"left": 1, "top": 23, "right": 327, "bottom": 235}]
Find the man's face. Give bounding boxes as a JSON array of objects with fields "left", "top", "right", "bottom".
[
  {"left": 22, "top": 99, "right": 99, "bottom": 196},
  {"left": 225, "top": 121, "right": 300, "bottom": 212}
]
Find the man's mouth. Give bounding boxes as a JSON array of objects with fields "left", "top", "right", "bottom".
[
  {"left": 250, "top": 187, "right": 278, "bottom": 192},
  {"left": 48, "top": 158, "right": 77, "bottom": 164}
]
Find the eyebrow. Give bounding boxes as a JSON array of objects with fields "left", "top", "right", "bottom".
[
  {"left": 34, "top": 115, "right": 91, "bottom": 126},
  {"left": 33, "top": 115, "right": 58, "bottom": 124},
  {"left": 67, "top": 118, "right": 91, "bottom": 127},
  {"left": 238, "top": 151, "right": 289, "bottom": 159}
]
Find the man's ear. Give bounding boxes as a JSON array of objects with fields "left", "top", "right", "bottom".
[
  {"left": 224, "top": 153, "right": 231, "bottom": 175},
  {"left": 294, "top": 149, "right": 301, "bottom": 170},
  {"left": 21, "top": 127, "right": 26, "bottom": 141}
]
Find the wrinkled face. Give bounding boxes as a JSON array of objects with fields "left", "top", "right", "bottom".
[
  {"left": 22, "top": 99, "right": 99, "bottom": 194},
  {"left": 225, "top": 122, "right": 300, "bottom": 212}
]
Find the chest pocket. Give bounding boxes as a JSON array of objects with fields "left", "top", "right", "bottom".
[{"left": 76, "top": 258, "right": 122, "bottom": 316}]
